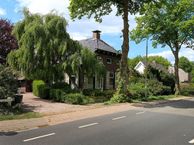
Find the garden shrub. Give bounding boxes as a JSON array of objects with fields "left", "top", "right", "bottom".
[
  {"left": 0, "top": 65, "right": 18, "bottom": 112},
  {"left": 64, "top": 93, "right": 86, "bottom": 105},
  {"left": 51, "top": 82, "right": 72, "bottom": 93},
  {"left": 83, "top": 89, "right": 115, "bottom": 98},
  {"left": 160, "top": 73, "right": 175, "bottom": 94},
  {"left": 32, "top": 80, "right": 45, "bottom": 97},
  {"left": 145, "top": 65, "right": 175, "bottom": 94},
  {"left": 0, "top": 65, "right": 18, "bottom": 99},
  {"left": 181, "top": 84, "right": 194, "bottom": 96},
  {"left": 82, "top": 89, "right": 115, "bottom": 103},
  {"left": 110, "top": 92, "right": 130, "bottom": 103},
  {"left": 129, "top": 82, "right": 146, "bottom": 100},
  {"left": 49, "top": 89, "right": 65, "bottom": 101},
  {"left": 129, "top": 79, "right": 173, "bottom": 100},
  {"left": 147, "top": 79, "right": 164, "bottom": 96},
  {"left": 37, "top": 85, "right": 50, "bottom": 99}
]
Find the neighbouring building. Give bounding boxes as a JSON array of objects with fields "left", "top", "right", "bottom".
[
  {"left": 168, "top": 66, "right": 189, "bottom": 83},
  {"left": 134, "top": 61, "right": 168, "bottom": 74},
  {"left": 65, "top": 30, "right": 121, "bottom": 90},
  {"left": 134, "top": 61, "right": 189, "bottom": 83}
]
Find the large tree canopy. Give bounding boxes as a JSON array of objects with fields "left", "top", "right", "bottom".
[
  {"left": 179, "top": 56, "right": 192, "bottom": 73},
  {"left": 0, "top": 19, "right": 18, "bottom": 64},
  {"left": 69, "top": 0, "right": 154, "bottom": 94},
  {"left": 8, "top": 10, "right": 75, "bottom": 84},
  {"left": 131, "top": 0, "right": 194, "bottom": 94}
]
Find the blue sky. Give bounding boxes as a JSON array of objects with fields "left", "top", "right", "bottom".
[{"left": 1, "top": 0, "right": 194, "bottom": 63}]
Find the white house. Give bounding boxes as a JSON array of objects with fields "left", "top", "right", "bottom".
[{"left": 134, "top": 61, "right": 189, "bottom": 83}]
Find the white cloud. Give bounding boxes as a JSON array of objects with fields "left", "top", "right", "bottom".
[
  {"left": 149, "top": 48, "right": 194, "bottom": 64},
  {"left": 0, "top": 8, "right": 6, "bottom": 16},
  {"left": 15, "top": 0, "right": 137, "bottom": 40}
]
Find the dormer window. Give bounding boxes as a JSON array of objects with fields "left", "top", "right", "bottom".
[{"left": 107, "top": 58, "right": 112, "bottom": 64}]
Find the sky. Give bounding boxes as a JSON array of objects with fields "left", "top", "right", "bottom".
[{"left": 1, "top": 0, "right": 194, "bottom": 64}]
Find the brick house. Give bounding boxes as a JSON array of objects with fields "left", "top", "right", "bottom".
[{"left": 65, "top": 30, "right": 121, "bottom": 90}]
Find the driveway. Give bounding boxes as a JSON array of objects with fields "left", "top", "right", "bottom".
[{"left": 22, "top": 93, "right": 97, "bottom": 115}]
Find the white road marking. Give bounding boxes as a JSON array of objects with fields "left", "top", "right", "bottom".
[
  {"left": 189, "top": 138, "right": 194, "bottom": 144},
  {"left": 136, "top": 111, "right": 146, "bottom": 115},
  {"left": 23, "top": 133, "right": 55, "bottom": 142},
  {"left": 112, "top": 116, "right": 126, "bottom": 121},
  {"left": 78, "top": 123, "right": 99, "bottom": 129}
]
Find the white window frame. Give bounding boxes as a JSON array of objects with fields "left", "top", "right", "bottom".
[{"left": 107, "top": 58, "right": 112, "bottom": 64}]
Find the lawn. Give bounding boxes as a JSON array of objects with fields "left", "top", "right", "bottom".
[{"left": 0, "top": 108, "right": 42, "bottom": 121}]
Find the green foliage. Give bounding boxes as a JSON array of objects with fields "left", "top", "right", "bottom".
[
  {"left": 0, "top": 110, "right": 41, "bottom": 120},
  {"left": 64, "top": 93, "right": 93, "bottom": 105},
  {"left": 129, "top": 78, "right": 173, "bottom": 101},
  {"left": 69, "top": 0, "right": 154, "bottom": 95},
  {"left": 147, "top": 95, "right": 176, "bottom": 101},
  {"left": 181, "top": 84, "right": 194, "bottom": 96},
  {"left": 83, "top": 89, "right": 115, "bottom": 103},
  {"left": 37, "top": 85, "right": 50, "bottom": 99},
  {"left": 49, "top": 89, "right": 65, "bottom": 101},
  {"left": 110, "top": 93, "right": 130, "bottom": 103},
  {"left": 129, "top": 82, "right": 146, "bottom": 100},
  {"left": 131, "top": 0, "right": 194, "bottom": 94},
  {"left": 8, "top": 9, "right": 74, "bottom": 84},
  {"left": 0, "top": 65, "right": 18, "bottom": 99},
  {"left": 69, "top": 48, "right": 106, "bottom": 78},
  {"left": 146, "top": 65, "right": 175, "bottom": 94},
  {"left": 179, "top": 56, "right": 192, "bottom": 73},
  {"left": 69, "top": 0, "right": 146, "bottom": 22},
  {"left": 32, "top": 80, "right": 46, "bottom": 97},
  {"left": 129, "top": 80, "right": 162, "bottom": 100},
  {"left": 51, "top": 82, "right": 72, "bottom": 93},
  {"left": 131, "top": 0, "right": 194, "bottom": 48},
  {"left": 128, "top": 56, "right": 143, "bottom": 68},
  {"left": 128, "top": 55, "right": 171, "bottom": 69},
  {"left": 148, "top": 56, "right": 171, "bottom": 69},
  {"left": 148, "top": 79, "right": 170, "bottom": 96}
]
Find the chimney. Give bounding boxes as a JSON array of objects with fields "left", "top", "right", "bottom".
[{"left": 92, "top": 30, "right": 101, "bottom": 39}]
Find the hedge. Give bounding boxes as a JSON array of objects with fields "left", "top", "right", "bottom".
[{"left": 32, "top": 80, "right": 47, "bottom": 98}]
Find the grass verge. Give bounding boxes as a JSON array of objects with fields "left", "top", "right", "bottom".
[
  {"left": 0, "top": 112, "right": 42, "bottom": 121},
  {"left": 146, "top": 95, "right": 177, "bottom": 101}
]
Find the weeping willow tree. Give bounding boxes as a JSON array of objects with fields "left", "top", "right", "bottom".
[
  {"left": 8, "top": 9, "right": 105, "bottom": 88},
  {"left": 64, "top": 40, "right": 106, "bottom": 90},
  {"left": 7, "top": 9, "right": 75, "bottom": 85}
]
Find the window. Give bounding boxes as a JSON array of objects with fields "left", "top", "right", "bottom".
[
  {"left": 107, "top": 58, "right": 112, "bottom": 64},
  {"left": 97, "top": 56, "right": 102, "bottom": 61},
  {"left": 109, "top": 72, "right": 114, "bottom": 86}
]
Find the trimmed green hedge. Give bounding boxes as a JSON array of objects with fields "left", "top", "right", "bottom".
[
  {"left": 33, "top": 80, "right": 113, "bottom": 104},
  {"left": 32, "top": 80, "right": 49, "bottom": 99}
]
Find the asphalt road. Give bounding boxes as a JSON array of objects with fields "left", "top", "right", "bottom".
[{"left": 1, "top": 98, "right": 194, "bottom": 145}]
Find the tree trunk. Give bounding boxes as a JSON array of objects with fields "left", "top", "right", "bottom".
[
  {"left": 174, "top": 50, "right": 181, "bottom": 95},
  {"left": 120, "top": 1, "right": 129, "bottom": 93}
]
